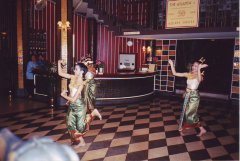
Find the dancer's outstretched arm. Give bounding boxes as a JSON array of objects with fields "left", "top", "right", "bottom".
[
  {"left": 58, "top": 60, "right": 72, "bottom": 79},
  {"left": 197, "top": 63, "right": 208, "bottom": 82},
  {"left": 168, "top": 59, "right": 188, "bottom": 77}
]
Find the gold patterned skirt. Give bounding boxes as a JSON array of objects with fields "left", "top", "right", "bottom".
[
  {"left": 179, "top": 89, "right": 201, "bottom": 131},
  {"left": 66, "top": 99, "right": 92, "bottom": 143}
]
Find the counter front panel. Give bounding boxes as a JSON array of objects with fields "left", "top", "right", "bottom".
[{"left": 95, "top": 72, "right": 155, "bottom": 105}]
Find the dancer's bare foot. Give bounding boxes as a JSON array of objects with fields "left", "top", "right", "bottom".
[
  {"left": 74, "top": 138, "right": 86, "bottom": 147},
  {"left": 180, "top": 131, "right": 185, "bottom": 136},
  {"left": 197, "top": 127, "right": 206, "bottom": 137},
  {"left": 75, "top": 142, "right": 86, "bottom": 147},
  {"left": 178, "top": 127, "right": 183, "bottom": 132},
  {"left": 92, "top": 109, "right": 102, "bottom": 120}
]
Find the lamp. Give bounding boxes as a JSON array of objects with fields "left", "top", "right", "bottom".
[
  {"left": 142, "top": 46, "right": 146, "bottom": 53},
  {"left": 57, "top": 21, "right": 71, "bottom": 31},
  {"left": 142, "top": 46, "right": 152, "bottom": 54},
  {"left": 35, "top": 0, "right": 47, "bottom": 10},
  {"left": 142, "top": 45, "right": 153, "bottom": 64},
  {"left": 147, "top": 46, "right": 152, "bottom": 54}
]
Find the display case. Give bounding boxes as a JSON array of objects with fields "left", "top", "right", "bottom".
[{"left": 29, "top": 29, "right": 47, "bottom": 56}]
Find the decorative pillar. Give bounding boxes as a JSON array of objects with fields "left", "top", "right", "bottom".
[
  {"left": 16, "top": 0, "right": 24, "bottom": 94},
  {"left": 67, "top": 0, "right": 73, "bottom": 69},
  {"left": 56, "top": 0, "right": 73, "bottom": 106},
  {"left": 60, "top": 0, "right": 68, "bottom": 91}
]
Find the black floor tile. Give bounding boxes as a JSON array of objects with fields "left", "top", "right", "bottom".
[
  {"left": 114, "top": 131, "right": 133, "bottom": 139},
  {"left": 88, "top": 140, "right": 111, "bottom": 151},
  {"left": 182, "top": 134, "right": 200, "bottom": 143},
  {"left": 203, "top": 139, "right": 222, "bottom": 148},
  {"left": 149, "top": 126, "right": 164, "bottom": 133},
  {"left": 106, "top": 145, "right": 129, "bottom": 157},
  {"left": 165, "top": 130, "right": 180, "bottom": 138},
  {"left": 189, "top": 149, "right": 211, "bottom": 160},
  {"left": 167, "top": 144, "right": 188, "bottom": 155},
  {"left": 130, "top": 134, "right": 149, "bottom": 143},
  {"left": 134, "top": 123, "right": 149, "bottom": 129},
  {"left": 126, "top": 150, "right": 148, "bottom": 161},
  {"left": 99, "top": 127, "right": 118, "bottom": 134},
  {"left": 149, "top": 139, "right": 167, "bottom": 149}
]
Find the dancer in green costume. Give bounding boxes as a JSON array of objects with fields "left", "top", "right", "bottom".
[
  {"left": 168, "top": 59, "right": 208, "bottom": 136},
  {"left": 58, "top": 60, "right": 102, "bottom": 147},
  {"left": 84, "top": 71, "right": 97, "bottom": 112}
]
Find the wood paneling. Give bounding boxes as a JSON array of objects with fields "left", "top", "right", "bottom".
[
  {"left": 97, "top": 24, "right": 146, "bottom": 74},
  {"left": 73, "top": 14, "right": 88, "bottom": 62},
  {"left": 29, "top": 0, "right": 56, "bottom": 62},
  {"left": 0, "top": 0, "right": 18, "bottom": 94},
  {"left": 96, "top": 0, "right": 151, "bottom": 27}
]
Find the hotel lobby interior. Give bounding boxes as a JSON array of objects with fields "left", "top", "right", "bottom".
[{"left": 0, "top": 0, "right": 239, "bottom": 160}]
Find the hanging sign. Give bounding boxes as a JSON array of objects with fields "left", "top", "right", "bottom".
[{"left": 166, "top": 0, "right": 200, "bottom": 29}]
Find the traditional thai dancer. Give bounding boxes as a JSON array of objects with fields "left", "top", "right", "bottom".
[
  {"left": 58, "top": 60, "right": 102, "bottom": 147},
  {"left": 84, "top": 71, "right": 99, "bottom": 111},
  {"left": 168, "top": 58, "right": 208, "bottom": 136},
  {"left": 80, "top": 56, "right": 96, "bottom": 74}
]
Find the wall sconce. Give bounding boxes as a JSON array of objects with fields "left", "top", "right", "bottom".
[
  {"left": 147, "top": 46, "right": 152, "bottom": 54},
  {"left": 142, "top": 46, "right": 146, "bottom": 53},
  {"left": 142, "top": 46, "right": 152, "bottom": 54},
  {"left": 142, "top": 46, "right": 153, "bottom": 64},
  {"left": 57, "top": 21, "right": 71, "bottom": 31},
  {"left": 35, "top": 0, "right": 47, "bottom": 10}
]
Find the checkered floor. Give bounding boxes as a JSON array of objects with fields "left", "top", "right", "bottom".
[{"left": 0, "top": 96, "right": 239, "bottom": 161}]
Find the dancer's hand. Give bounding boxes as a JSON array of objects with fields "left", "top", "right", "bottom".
[
  {"left": 58, "top": 59, "right": 63, "bottom": 64},
  {"left": 199, "top": 64, "right": 208, "bottom": 69},
  {"left": 58, "top": 60, "right": 66, "bottom": 66},
  {"left": 66, "top": 101, "right": 70, "bottom": 106},
  {"left": 168, "top": 59, "right": 174, "bottom": 66},
  {"left": 61, "top": 90, "right": 68, "bottom": 97}
]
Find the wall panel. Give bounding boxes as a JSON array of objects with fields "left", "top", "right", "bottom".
[
  {"left": 97, "top": 24, "right": 146, "bottom": 74},
  {"left": 29, "top": 0, "right": 56, "bottom": 62}
]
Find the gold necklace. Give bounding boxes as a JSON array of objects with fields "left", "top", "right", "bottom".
[
  {"left": 188, "top": 73, "right": 197, "bottom": 79},
  {"left": 72, "top": 76, "right": 82, "bottom": 86}
]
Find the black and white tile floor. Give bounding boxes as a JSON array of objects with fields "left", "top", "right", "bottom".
[{"left": 0, "top": 96, "right": 239, "bottom": 161}]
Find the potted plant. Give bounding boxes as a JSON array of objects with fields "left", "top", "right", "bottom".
[{"left": 96, "top": 60, "right": 105, "bottom": 74}]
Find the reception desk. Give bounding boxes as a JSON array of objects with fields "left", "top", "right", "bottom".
[
  {"left": 95, "top": 72, "right": 156, "bottom": 105},
  {"left": 33, "top": 72, "right": 155, "bottom": 106}
]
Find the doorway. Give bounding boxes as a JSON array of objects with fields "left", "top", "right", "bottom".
[{"left": 175, "top": 39, "right": 234, "bottom": 95}]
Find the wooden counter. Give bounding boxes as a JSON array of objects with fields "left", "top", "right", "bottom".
[
  {"left": 95, "top": 72, "right": 156, "bottom": 105},
  {"left": 33, "top": 72, "right": 156, "bottom": 106}
]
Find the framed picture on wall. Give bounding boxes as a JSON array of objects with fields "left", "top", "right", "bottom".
[{"left": 118, "top": 53, "right": 137, "bottom": 71}]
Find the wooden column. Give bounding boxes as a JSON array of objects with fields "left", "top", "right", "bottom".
[
  {"left": 60, "top": 0, "right": 68, "bottom": 91},
  {"left": 67, "top": 0, "right": 73, "bottom": 69},
  {"left": 16, "top": 0, "right": 24, "bottom": 92}
]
